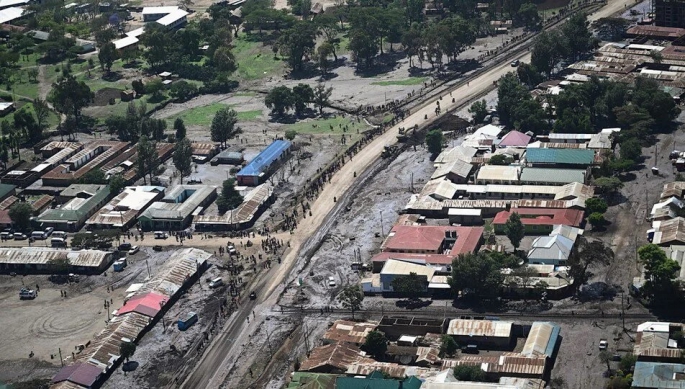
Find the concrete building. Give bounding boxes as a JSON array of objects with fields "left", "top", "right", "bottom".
[
  {"left": 237, "top": 140, "right": 291, "bottom": 186},
  {"left": 430, "top": 159, "right": 474, "bottom": 183},
  {"left": 138, "top": 185, "right": 217, "bottom": 231},
  {"left": 41, "top": 141, "right": 129, "bottom": 187},
  {"left": 0, "top": 247, "right": 113, "bottom": 274},
  {"left": 377, "top": 316, "right": 447, "bottom": 340},
  {"left": 632, "top": 361, "right": 685, "bottom": 388},
  {"left": 493, "top": 208, "right": 585, "bottom": 234},
  {"left": 86, "top": 186, "right": 164, "bottom": 230},
  {"left": 524, "top": 148, "right": 595, "bottom": 168},
  {"left": 519, "top": 168, "right": 587, "bottom": 186},
  {"left": 656, "top": 0, "right": 685, "bottom": 28},
  {"left": 633, "top": 322, "right": 685, "bottom": 362},
  {"left": 381, "top": 225, "right": 483, "bottom": 255},
  {"left": 142, "top": 6, "right": 180, "bottom": 21},
  {"left": 362, "top": 259, "right": 434, "bottom": 294},
  {"left": 194, "top": 184, "right": 273, "bottom": 231},
  {"left": 527, "top": 234, "right": 575, "bottom": 265},
  {"left": 446, "top": 319, "right": 514, "bottom": 349},
  {"left": 475, "top": 165, "right": 520, "bottom": 185},
  {"left": 322, "top": 320, "right": 378, "bottom": 346},
  {"left": 35, "top": 184, "right": 111, "bottom": 232}
]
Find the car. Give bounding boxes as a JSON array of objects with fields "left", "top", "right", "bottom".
[
  {"left": 249, "top": 291, "right": 257, "bottom": 300},
  {"left": 209, "top": 277, "right": 224, "bottom": 288},
  {"left": 153, "top": 245, "right": 162, "bottom": 251},
  {"left": 128, "top": 246, "right": 139, "bottom": 255},
  {"left": 599, "top": 339, "right": 608, "bottom": 350},
  {"left": 511, "top": 60, "right": 520, "bottom": 67},
  {"left": 463, "top": 345, "right": 479, "bottom": 354},
  {"left": 154, "top": 231, "right": 168, "bottom": 239},
  {"left": 118, "top": 243, "right": 132, "bottom": 251},
  {"left": 328, "top": 276, "right": 336, "bottom": 287},
  {"left": 13, "top": 233, "right": 27, "bottom": 240},
  {"left": 44, "top": 227, "right": 54, "bottom": 236}
]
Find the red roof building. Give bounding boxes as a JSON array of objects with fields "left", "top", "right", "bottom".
[
  {"left": 381, "top": 225, "right": 483, "bottom": 255},
  {"left": 116, "top": 292, "right": 167, "bottom": 318},
  {"left": 52, "top": 362, "right": 103, "bottom": 388},
  {"left": 498, "top": 130, "right": 532, "bottom": 148},
  {"left": 493, "top": 208, "right": 584, "bottom": 234}
]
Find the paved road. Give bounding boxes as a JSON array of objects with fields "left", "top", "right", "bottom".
[{"left": 179, "top": 1, "right": 636, "bottom": 386}]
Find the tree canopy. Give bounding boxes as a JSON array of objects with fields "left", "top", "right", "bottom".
[
  {"left": 338, "top": 285, "right": 364, "bottom": 319},
  {"left": 363, "top": 330, "right": 388, "bottom": 359},
  {"left": 450, "top": 252, "right": 507, "bottom": 300}
]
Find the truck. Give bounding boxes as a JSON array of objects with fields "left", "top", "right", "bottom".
[
  {"left": 19, "top": 288, "right": 36, "bottom": 299},
  {"left": 113, "top": 258, "right": 127, "bottom": 272},
  {"left": 178, "top": 312, "right": 198, "bottom": 331}
]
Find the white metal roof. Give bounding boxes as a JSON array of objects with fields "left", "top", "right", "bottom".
[
  {"left": 0, "top": 0, "right": 28, "bottom": 8},
  {"left": 113, "top": 36, "right": 139, "bottom": 50},
  {"left": 0, "top": 7, "right": 25, "bottom": 24},
  {"left": 447, "top": 319, "right": 513, "bottom": 338},
  {"left": 156, "top": 9, "right": 188, "bottom": 26},
  {"left": 627, "top": 43, "right": 664, "bottom": 51},
  {"left": 448, "top": 208, "right": 482, "bottom": 216},
  {"left": 476, "top": 165, "right": 520, "bottom": 182},
  {"left": 637, "top": 322, "right": 671, "bottom": 333},
  {"left": 126, "top": 27, "right": 146, "bottom": 37},
  {"left": 380, "top": 259, "right": 435, "bottom": 278},
  {"left": 142, "top": 6, "right": 179, "bottom": 14}
]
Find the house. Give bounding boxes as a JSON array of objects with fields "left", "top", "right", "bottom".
[
  {"left": 362, "top": 259, "right": 434, "bottom": 294},
  {"left": 336, "top": 371, "right": 423, "bottom": 389},
  {"left": 463, "top": 124, "right": 503, "bottom": 149},
  {"left": 322, "top": 320, "right": 378, "bottom": 346},
  {"left": 298, "top": 343, "right": 373, "bottom": 373},
  {"left": 434, "top": 146, "right": 477, "bottom": 166},
  {"left": 237, "top": 140, "right": 291, "bottom": 186},
  {"left": 633, "top": 322, "right": 685, "bottom": 362},
  {"left": 0, "top": 101, "right": 14, "bottom": 116},
  {"left": 35, "top": 184, "right": 111, "bottom": 232},
  {"left": 85, "top": 186, "right": 164, "bottom": 230},
  {"left": 521, "top": 322, "right": 560, "bottom": 358},
  {"left": 0, "top": 6, "right": 28, "bottom": 24},
  {"left": 661, "top": 182, "right": 685, "bottom": 200},
  {"left": 519, "top": 168, "right": 587, "bottom": 186},
  {"left": 212, "top": 150, "right": 243, "bottom": 165},
  {"left": 142, "top": 6, "right": 180, "bottom": 21},
  {"left": 650, "top": 196, "right": 684, "bottom": 221},
  {"left": 650, "top": 217, "right": 685, "bottom": 245},
  {"left": 498, "top": 130, "right": 531, "bottom": 148},
  {"left": 475, "top": 165, "right": 520, "bottom": 185},
  {"left": 381, "top": 225, "right": 483, "bottom": 255},
  {"left": 156, "top": 8, "right": 188, "bottom": 29},
  {"left": 51, "top": 362, "right": 103, "bottom": 388},
  {"left": 138, "top": 185, "right": 217, "bottom": 231},
  {"left": 446, "top": 319, "right": 514, "bottom": 349},
  {"left": 0, "top": 248, "right": 113, "bottom": 274},
  {"left": 632, "top": 362, "right": 685, "bottom": 389},
  {"left": 421, "top": 179, "right": 459, "bottom": 201},
  {"left": 493, "top": 208, "right": 585, "bottom": 234},
  {"left": 524, "top": 148, "right": 595, "bottom": 168},
  {"left": 194, "top": 184, "right": 273, "bottom": 231},
  {"left": 634, "top": 245, "right": 685, "bottom": 295},
  {"left": 503, "top": 265, "right": 573, "bottom": 299},
  {"left": 527, "top": 235, "right": 575, "bottom": 265},
  {"left": 41, "top": 141, "right": 130, "bottom": 187},
  {"left": 430, "top": 159, "right": 474, "bottom": 183},
  {"left": 377, "top": 317, "right": 447, "bottom": 340}
]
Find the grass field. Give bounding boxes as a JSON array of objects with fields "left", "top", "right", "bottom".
[
  {"left": 166, "top": 102, "right": 263, "bottom": 126},
  {"left": 284, "top": 116, "right": 369, "bottom": 135},
  {"left": 232, "top": 36, "right": 284, "bottom": 81},
  {"left": 2, "top": 102, "right": 60, "bottom": 128},
  {"left": 371, "top": 77, "right": 427, "bottom": 86}
]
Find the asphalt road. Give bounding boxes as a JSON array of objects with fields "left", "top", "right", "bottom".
[{"left": 179, "top": 1, "right": 638, "bottom": 386}]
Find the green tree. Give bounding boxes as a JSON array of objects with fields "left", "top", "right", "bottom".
[
  {"left": 638, "top": 243, "right": 682, "bottom": 302},
  {"left": 109, "top": 174, "right": 126, "bottom": 195},
  {"left": 98, "top": 41, "right": 118, "bottom": 73},
  {"left": 174, "top": 118, "right": 187, "bottom": 140},
  {"left": 212, "top": 46, "right": 237, "bottom": 73},
  {"left": 562, "top": 13, "right": 595, "bottom": 61},
  {"left": 169, "top": 81, "right": 198, "bottom": 102},
  {"left": 313, "top": 83, "right": 333, "bottom": 116},
  {"left": 599, "top": 350, "right": 612, "bottom": 373},
  {"left": 425, "top": 129, "right": 443, "bottom": 157},
  {"left": 497, "top": 72, "right": 530, "bottom": 125},
  {"left": 265, "top": 86, "right": 295, "bottom": 116},
  {"left": 285, "top": 129, "right": 297, "bottom": 141},
  {"left": 469, "top": 100, "right": 488, "bottom": 124},
  {"left": 317, "top": 42, "right": 335, "bottom": 77},
  {"left": 338, "top": 284, "right": 364, "bottom": 319},
  {"left": 489, "top": 154, "right": 512, "bottom": 165},
  {"left": 119, "top": 341, "right": 136, "bottom": 362},
  {"left": 139, "top": 24, "right": 176, "bottom": 68},
  {"left": 278, "top": 21, "right": 317, "bottom": 71},
  {"left": 210, "top": 108, "right": 241, "bottom": 148},
  {"left": 619, "top": 354, "right": 637, "bottom": 373},
  {"left": 592, "top": 17, "right": 629, "bottom": 41},
  {"left": 585, "top": 198, "right": 608, "bottom": 214},
  {"left": 48, "top": 75, "right": 93, "bottom": 135},
  {"left": 136, "top": 135, "right": 157, "bottom": 184},
  {"left": 619, "top": 137, "right": 642, "bottom": 163},
  {"left": 450, "top": 252, "right": 505, "bottom": 300},
  {"left": 453, "top": 365, "right": 486, "bottom": 381},
  {"left": 217, "top": 178, "right": 243, "bottom": 213},
  {"left": 518, "top": 2, "right": 541, "bottom": 30},
  {"left": 504, "top": 212, "right": 525, "bottom": 250},
  {"left": 531, "top": 30, "right": 565, "bottom": 78},
  {"left": 32, "top": 98, "right": 50, "bottom": 135},
  {"left": 8, "top": 202, "right": 33, "bottom": 231},
  {"left": 593, "top": 176, "right": 623, "bottom": 195},
  {"left": 292, "top": 83, "right": 314, "bottom": 116},
  {"left": 588, "top": 212, "right": 606, "bottom": 227},
  {"left": 78, "top": 169, "right": 107, "bottom": 184},
  {"left": 363, "top": 330, "right": 387, "bottom": 358},
  {"left": 517, "top": 63, "right": 543, "bottom": 88},
  {"left": 145, "top": 79, "right": 165, "bottom": 101},
  {"left": 567, "top": 237, "right": 614, "bottom": 292},
  {"left": 173, "top": 138, "right": 193, "bottom": 181},
  {"left": 439, "top": 335, "right": 458, "bottom": 357},
  {"left": 391, "top": 272, "right": 426, "bottom": 299}
]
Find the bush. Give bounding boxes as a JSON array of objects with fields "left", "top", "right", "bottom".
[
  {"left": 586, "top": 197, "right": 608, "bottom": 214},
  {"left": 453, "top": 365, "right": 486, "bottom": 382},
  {"left": 169, "top": 80, "right": 199, "bottom": 102},
  {"left": 109, "top": 97, "right": 116, "bottom": 105},
  {"left": 589, "top": 212, "right": 606, "bottom": 226},
  {"left": 132, "top": 80, "right": 145, "bottom": 96}
]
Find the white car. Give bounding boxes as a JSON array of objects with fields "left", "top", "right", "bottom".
[
  {"left": 328, "top": 276, "right": 336, "bottom": 287},
  {"left": 128, "top": 246, "right": 139, "bottom": 255},
  {"left": 599, "top": 339, "right": 608, "bottom": 350}
]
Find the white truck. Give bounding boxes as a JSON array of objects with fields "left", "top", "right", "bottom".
[{"left": 19, "top": 288, "right": 36, "bottom": 299}]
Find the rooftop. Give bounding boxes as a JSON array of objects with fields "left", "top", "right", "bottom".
[
  {"left": 0, "top": 247, "right": 110, "bottom": 268},
  {"left": 142, "top": 6, "right": 180, "bottom": 13},
  {"left": 382, "top": 225, "right": 483, "bottom": 254},
  {"left": 521, "top": 322, "right": 560, "bottom": 357},
  {"left": 139, "top": 185, "right": 216, "bottom": 221},
  {"left": 86, "top": 186, "right": 163, "bottom": 228},
  {"left": 493, "top": 208, "right": 584, "bottom": 228},
  {"left": 446, "top": 319, "right": 513, "bottom": 338},
  {"left": 527, "top": 234, "right": 575, "bottom": 261},
  {"left": 322, "top": 320, "right": 378, "bottom": 345},
  {"left": 525, "top": 148, "right": 595, "bottom": 165},
  {"left": 299, "top": 343, "right": 372, "bottom": 372},
  {"left": 499, "top": 130, "right": 531, "bottom": 147},
  {"left": 476, "top": 165, "right": 520, "bottom": 182},
  {"left": 434, "top": 146, "right": 478, "bottom": 165},
  {"left": 52, "top": 362, "right": 102, "bottom": 387},
  {"left": 0, "top": 7, "right": 27, "bottom": 24},
  {"left": 431, "top": 159, "right": 474, "bottom": 180},
  {"left": 237, "top": 140, "right": 291, "bottom": 177},
  {"left": 443, "top": 353, "right": 547, "bottom": 376},
  {"left": 519, "top": 168, "right": 586, "bottom": 185},
  {"left": 380, "top": 259, "right": 435, "bottom": 279},
  {"left": 633, "top": 362, "right": 685, "bottom": 388},
  {"left": 41, "top": 141, "right": 129, "bottom": 184},
  {"left": 37, "top": 185, "right": 110, "bottom": 222},
  {"left": 156, "top": 8, "right": 188, "bottom": 26},
  {"left": 652, "top": 217, "right": 685, "bottom": 245},
  {"left": 116, "top": 292, "right": 167, "bottom": 318},
  {"left": 371, "top": 252, "right": 456, "bottom": 266},
  {"left": 194, "top": 184, "right": 272, "bottom": 227}
]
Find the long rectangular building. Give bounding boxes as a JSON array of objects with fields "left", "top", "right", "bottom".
[
  {"left": 0, "top": 247, "right": 113, "bottom": 274},
  {"left": 237, "top": 140, "right": 291, "bottom": 186},
  {"left": 41, "top": 141, "right": 129, "bottom": 186},
  {"left": 86, "top": 186, "right": 164, "bottom": 230},
  {"left": 138, "top": 185, "right": 217, "bottom": 231}
]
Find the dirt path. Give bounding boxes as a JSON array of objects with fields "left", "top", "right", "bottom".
[{"left": 38, "top": 65, "right": 50, "bottom": 100}]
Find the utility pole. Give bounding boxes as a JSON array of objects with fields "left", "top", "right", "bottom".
[
  {"left": 303, "top": 320, "right": 310, "bottom": 356},
  {"left": 380, "top": 211, "right": 384, "bottom": 236},
  {"left": 145, "top": 257, "right": 151, "bottom": 278},
  {"left": 58, "top": 347, "right": 63, "bottom": 367},
  {"left": 621, "top": 291, "right": 626, "bottom": 331}
]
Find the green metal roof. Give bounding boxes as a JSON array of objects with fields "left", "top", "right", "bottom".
[
  {"left": 37, "top": 186, "right": 110, "bottom": 222},
  {"left": 287, "top": 372, "right": 337, "bottom": 389},
  {"left": 335, "top": 374, "right": 422, "bottom": 389},
  {"left": 519, "top": 168, "right": 586, "bottom": 184},
  {"left": 525, "top": 148, "right": 595, "bottom": 165},
  {"left": 0, "top": 183, "right": 15, "bottom": 199}
]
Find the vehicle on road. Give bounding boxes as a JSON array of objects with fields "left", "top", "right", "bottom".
[
  {"left": 599, "top": 339, "right": 608, "bottom": 350},
  {"left": 249, "top": 291, "right": 257, "bottom": 300},
  {"left": 52, "top": 231, "right": 67, "bottom": 239},
  {"left": 19, "top": 288, "right": 36, "bottom": 299},
  {"left": 51, "top": 238, "right": 66, "bottom": 248},
  {"left": 153, "top": 245, "right": 162, "bottom": 251},
  {"left": 13, "top": 233, "right": 27, "bottom": 240},
  {"left": 511, "top": 60, "right": 520, "bottom": 67},
  {"left": 118, "top": 243, "right": 132, "bottom": 251},
  {"left": 463, "top": 344, "right": 479, "bottom": 354},
  {"left": 44, "top": 227, "right": 54, "bottom": 236},
  {"left": 328, "top": 276, "right": 336, "bottom": 287},
  {"left": 31, "top": 231, "right": 47, "bottom": 240},
  {"left": 209, "top": 278, "right": 224, "bottom": 288},
  {"left": 154, "top": 231, "right": 168, "bottom": 239},
  {"left": 128, "top": 246, "right": 139, "bottom": 255}
]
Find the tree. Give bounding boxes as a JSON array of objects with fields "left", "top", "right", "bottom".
[
  {"left": 136, "top": 136, "right": 157, "bottom": 184},
  {"left": 210, "top": 108, "right": 241, "bottom": 148},
  {"left": 453, "top": 365, "right": 486, "bottom": 381},
  {"left": 585, "top": 198, "right": 608, "bottom": 214},
  {"left": 425, "top": 129, "right": 443, "bottom": 157},
  {"left": 119, "top": 341, "right": 136, "bottom": 363},
  {"left": 109, "top": 174, "right": 126, "bottom": 195},
  {"left": 562, "top": 13, "right": 595, "bottom": 61},
  {"left": 217, "top": 178, "right": 243, "bottom": 213},
  {"left": 174, "top": 118, "right": 187, "bottom": 140},
  {"left": 650, "top": 49, "right": 663, "bottom": 64},
  {"left": 278, "top": 21, "right": 317, "bottom": 71},
  {"left": 285, "top": 129, "right": 297, "bottom": 141},
  {"left": 78, "top": 169, "right": 108, "bottom": 184},
  {"left": 638, "top": 243, "right": 682, "bottom": 302},
  {"left": 598, "top": 350, "right": 612, "bottom": 374},
  {"left": 98, "top": 41, "right": 118, "bottom": 73},
  {"left": 139, "top": 24, "right": 176, "bottom": 68},
  {"left": 363, "top": 330, "right": 387, "bottom": 358},
  {"left": 531, "top": 30, "right": 565, "bottom": 77},
  {"left": 619, "top": 137, "right": 642, "bottom": 163},
  {"left": 47, "top": 257, "right": 70, "bottom": 273},
  {"left": 567, "top": 237, "right": 614, "bottom": 292},
  {"left": 510, "top": 265, "right": 538, "bottom": 294},
  {"left": 173, "top": 138, "right": 193, "bottom": 181},
  {"left": 212, "top": 46, "right": 237, "bottom": 73},
  {"left": 593, "top": 17, "right": 628, "bottom": 41},
  {"left": 145, "top": 79, "right": 165, "bottom": 101},
  {"left": 169, "top": 81, "right": 198, "bottom": 102},
  {"left": 317, "top": 42, "right": 335, "bottom": 77},
  {"left": 265, "top": 86, "right": 295, "bottom": 116},
  {"left": 593, "top": 176, "right": 623, "bottom": 196},
  {"left": 497, "top": 72, "right": 531, "bottom": 125},
  {"left": 469, "top": 100, "right": 488, "bottom": 124},
  {"left": 518, "top": 2, "right": 541, "bottom": 30},
  {"left": 450, "top": 252, "right": 506, "bottom": 300},
  {"left": 588, "top": 212, "right": 606, "bottom": 227},
  {"left": 292, "top": 83, "right": 314, "bottom": 116},
  {"left": 619, "top": 354, "right": 637, "bottom": 373},
  {"left": 489, "top": 154, "right": 512, "bottom": 165},
  {"left": 391, "top": 272, "right": 426, "bottom": 299},
  {"left": 8, "top": 202, "right": 33, "bottom": 231},
  {"left": 483, "top": 220, "right": 495, "bottom": 244},
  {"left": 517, "top": 63, "right": 543, "bottom": 88},
  {"left": 439, "top": 335, "right": 458, "bottom": 357},
  {"left": 338, "top": 285, "right": 364, "bottom": 319},
  {"left": 313, "top": 83, "right": 333, "bottom": 116},
  {"left": 504, "top": 212, "right": 525, "bottom": 251},
  {"left": 48, "top": 75, "right": 93, "bottom": 134},
  {"left": 606, "top": 376, "right": 631, "bottom": 389},
  {"left": 33, "top": 99, "right": 50, "bottom": 134}
]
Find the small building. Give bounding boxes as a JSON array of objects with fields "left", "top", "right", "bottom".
[
  {"left": 113, "top": 36, "right": 139, "bottom": 51},
  {"left": 633, "top": 322, "right": 685, "bottom": 362},
  {"left": 194, "top": 184, "right": 273, "bottom": 231},
  {"left": 0, "top": 183, "right": 16, "bottom": 201},
  {"left": 434, "top": 146, "right": 477, "bottom": 166},
  {"left": 336, "top": 372, "right": 422, "bottom": 389},
  {"left": 498, "top": 130, "right": 531, "bottom": 148},
  {"left": 35, "top": 184, "right": 111, "bottom": 232},
  {"left": 651, "top": 217, "right": 685, "bottom": 246},
  {"left": 430, "top": 159, "right": 473, "bottom": 183},
  {"left": 298, "top": 343, "right": 372, "bottom": 374},
  {"left": 0, "top": 7, "right": 28, "bottom": 24},
  {"left": 138, "top": 185, "right": 217, "bottom": 231},
  {"left": 521, "top": 322, "right": 560, "bottom": 358},
  {"left": 86, "top": 186, "right": 164, "bottom": 230},
  {"left": 51, "top": 362, "right": 103, "bottom": 388},
  {"left": 632, "top": 362, "right": 685, "bottom": 389},
  {"left": 527, "top": 234, "right": 575, "bottom": 265},
  {"left": 190, "top": 142, "right": 219, "bottom": 163},
  {"left": 524, "top": 148, "right": 596, "bottom": 168},
  {"left": 0, "top": 247, "right": 113, "bottom": 274},
  {"left": 377, "top": 316, "right": 447, "bottom": 340},
  {"left": 381, "top": 225, "right": 483, "bottom": 255},
  {"left": 156, "top": 9, "right": 188, "bottom": 29},
  {"left": 475, "top": 165, "right": 520, "bottom": 185},
  {"left": 493, "top": 208, "right": 585, "bottom": 234},
  {"left": 448, "top": 208, "right": 483, "bottom": 225},
  {"left": 519, "top": 168, "right": 587, "bottom": 186},
  {"left": 371, "top": 259, "right": 434, "bottom": 294},
  {"left": 0, "top": 0, "right": 29, "bottom": 10},
  {"left": 237, "top": 140, "right": 292, "bottom": 186},
  {"left": 212, "top": 150, "right": 244, "bottom": 165},
  {"left": 0, "top": 101, "right": 14, "bottom": 116},
  {"left": 446, "top": 319, "right": 514, "bottom": 349},
  {"left": 322, "top": 320, "right": 378, "bottom": 346},
  {"left": 142, "top": 6, "right": 180, "bottom": 21}
]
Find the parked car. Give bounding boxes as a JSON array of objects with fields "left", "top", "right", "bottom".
[
  {"left": 209, "top": 278, "right": 224, "bottom": 288},
  {"left": 19, "top": 288, "right": 36, "bottom": 299},
  {"left": 13, "top": 233, "right": 27, "bottom": 240},
  {"left": 249, "top": 291, "right": 257, "bottom": 300},
  {"left": 118, "top": 243, "right": 132, "bottom": 251},
  {"left": 44, "top": 227, "right": 54, "bottom": 236},
  {"left": 463, "top": 345, "right": 479, "bottom": 354},
  {"left": 154, "top": 231, "right": 168, "bottom": 239},
  {"left": 328, "top": 276, "right": 336, "bottom": 287},
  {"left": 511, "top": 60, "right": 520, "bottom": 67},
  {"left": 153, "top": 245, "right": 162, "bottom": 251},
  {"left": 128, "top": 246, "right": 139, "bottom": 255},
  {"left": 599, "top": 339, "right": 608, "bottom": 350}
]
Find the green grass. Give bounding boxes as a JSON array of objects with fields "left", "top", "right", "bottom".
[
  {"left": 2, "top": 102, "right": 60, "bottom": 128},
  {"left": 9, "top": 81, "right": 39, "bottom": 100},
  {"left": 284, "top": 116, "right": 369, "bottom": 135},
  {"left": 166, "top": 102, "right": 263, "bottom": 126},
  {"left": 371, "top": 77, "right": 427, "bottom": 86},
  {"left": 232, "top": 36, "right": 284, "bottom": 81}
]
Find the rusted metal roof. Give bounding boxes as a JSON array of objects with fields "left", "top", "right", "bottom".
[
  {"left": 662, "top": 182, "right": 685, "bottom": 200},
  {"left": 345, "top": 362, "right": 435, "bottom": 379},
  {"left": 194, "top": 184, "right": 272, "bottom": 227},
  {"left": 0, "top": 195, "right": 18, "bottom": 210},
  {"left": 0, "top": 247, "right": 111, "bottom": 267},
  {"left": 41, "top": 141, "right": 81, "bottom": 153},
  {"left": 50, "top": 380, "right": 89, "bottom": 389},
  {"left": 447, "top": 319, "right": 513, "bottom": 338},
  {"left": 415, "top": 346, "right": 441, "bottom": 365},
  {"left": 136, "top": 248, "right": 211, "bottom": 298},
  {"left": 42, "top": 141, "right": 129, "bottom": 183},
  {"left": 31, "top": 195, "right": 53, "bottom": 212},
  {"left": 76, "top": 312, "right": 149, "bottom": 370},
  {"left": 299, "top": 343, "right": 372, "bottom": 372},
  {"left": 521, "top": 322, "right": 560, "bottom": 357},
  {"left": 322, "top": 320, "right": 378, "bottom": 345},
  {"left": 191, "top": 142, "right": 219, "bottom": 156},
  {"left": 443, "top": 353, "right": 547, "bottom": 376}
]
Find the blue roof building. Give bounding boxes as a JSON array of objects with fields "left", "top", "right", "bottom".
[
  {"left": 633, "top": 362, "right": 685, "bottom": 388},
  {"left": 237, "top": 140, "right": 291, "bottom": 186},
  {"left": 525, "top": 148, "right": 595, "bottom": 167}
]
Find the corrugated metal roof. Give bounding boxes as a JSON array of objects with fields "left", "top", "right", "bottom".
[
  {"left": 238, "top": 140, "right": 291, "bottom": 177},
  {"left": 434, "top": 146, "right": 478, "bottom": 165},
  {"left": 86, "top": 186, "right": 162, "bottom": 227},
  {"left": 446, "top": 319, "right": 513, "bottom": 338},
  {"left": 431, "top": 159, "right": 473, "bottom": 180},
  {"left": 521, "top": 322, "right": 560, "bottom": 357},
  {"left": 136, "top": 248, "right": 210, "bottom": 298},
  {"left": 525, "top": 149, "right": 595, "bottom": 165},
  {"left": 0, "top": 247, "right": 111, "bottom": 267},
  {"left": 139, "top": 185, "right": 216, "bottom": 221},
  {"left": 37, "top": 185, "right": 110, "bottom": 222},
  {"left": 322, "top": 320, "right": 378, "bottom": 345},
  {"left": 381, "top": 259, "right": 435, "bottom": 278},
  {"left": 345, "top": 362, "right": 434, "bottom": 379},
  {"left": 194, "top": 184, "right": 272, "bottom": 227},
  {"left": 443, "top": 353, "right": 547, "bottom": 376},
  {"left": 519, "top": 168, "right": 586, "bottom": 185},
  {"left": 633, "top": 362, "right": 685, "bottom": 388},
  {"left": 476, "top": 166, "right": 520, "bottom": 183},
  {"left": 299, "top": 343, "right": 372, "bottom": 372}
]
